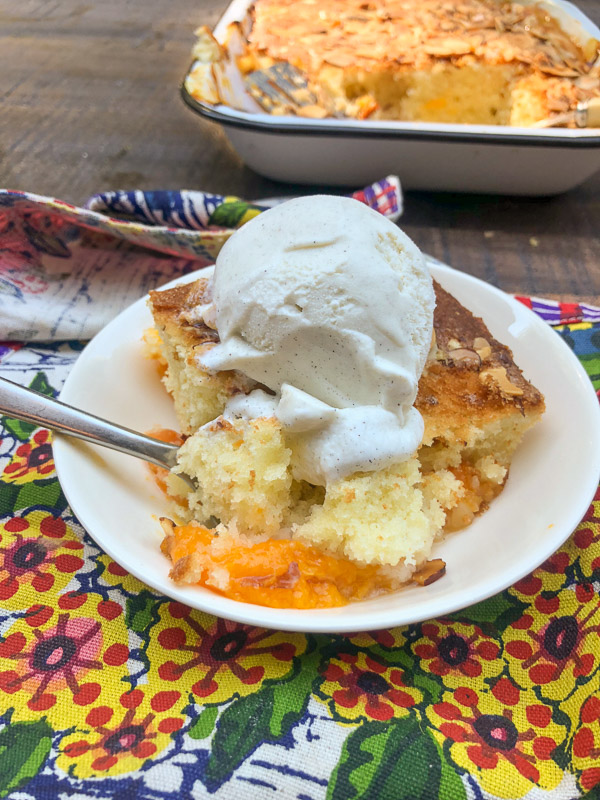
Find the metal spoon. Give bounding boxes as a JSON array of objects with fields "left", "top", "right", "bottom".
[{"left": 0, "top": 377, "right": 195, "bottom": 488}]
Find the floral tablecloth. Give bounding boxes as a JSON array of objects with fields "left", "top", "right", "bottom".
[{"left": 0, "top": 185, "right": 599, "bottom": 800}]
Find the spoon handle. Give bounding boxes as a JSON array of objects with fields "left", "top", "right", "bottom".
[{"left": 0, "top": 377, "right": 179, "bottom": 472}]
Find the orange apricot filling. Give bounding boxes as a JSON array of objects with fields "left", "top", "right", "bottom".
[
  {"left": 445, "top": 463, "right": 505, "bottom": 532},
  {"left": 146, "top": 428, "right": 186, "bottom": 499},
  {"left": 149, "top": 428, "right": 446, "bottom": 609},
  {"left": 160, "top": 521, "right": 395, "bottom": 609}
]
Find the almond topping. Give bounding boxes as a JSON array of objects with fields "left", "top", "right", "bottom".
[
  {"left": 227, "top": 0, "right": 599, "bottom": 125},
  {"left": 413, "top": 559, "right": 446, "bottom": 586},
  {"left": 423, "top": 38, "right": 473, "bottom": 56},
  {"left": 450, "top": 348, "right": 481, "bottom": 367},
  {"left": 473, "top": 337, "right": 492, "bottom": 359},
  {"left": 295, "top": 103, "right": 329, "bottom": 118},
  {"left": 480, "top": 367, "right": 524, "bottom": 395},
  {"left": 160, "top": 517, "right": 176, "bottom": 537},
  {"left": 170, "top": 554, "right": 193, "bottom": 583}
]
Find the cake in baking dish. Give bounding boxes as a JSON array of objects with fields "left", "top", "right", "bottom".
[
  {"left": 188, "top": 0, "right": 600, "bottom": 126},
  {"left": 146, "top": 276, "right": 544, "bottom": 607}
]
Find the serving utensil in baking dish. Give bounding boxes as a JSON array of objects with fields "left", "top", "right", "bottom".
[
  {"left": 533, "top": 96, "right": 600, "bottom": 128},
  {"left": 245, "top": 63, "right": 318, "bottom": 114},
  {"left": 0, "top": 378, "right": 196, "bottom": 489}
]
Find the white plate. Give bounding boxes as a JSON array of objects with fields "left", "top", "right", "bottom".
[{"left": 54, "top": 262, "right": 600, "bottom": 633}]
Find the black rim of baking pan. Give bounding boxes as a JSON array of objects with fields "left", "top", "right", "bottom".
[{"left": 181, "top": 84, "right": 600, "bottom": 149}]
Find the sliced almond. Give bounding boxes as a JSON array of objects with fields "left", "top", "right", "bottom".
[
  {"left": 575, "top": 75, "right": 600, "bottom": 91},
  {"left": 323, "top": 53, "right": 356, "bottom": 69},
  {"left": 160, "top": 517, "right": 176, "bottom": 537},
  {"left": 473, "top": 337, "right": 492, "bottom": 359},
  {"left": 583, "top": 38, "right": 600, "bottom": 63},
  {"left": 295, "top": 103, "right": 329, "bottom": 118},
  {"left": 450, "top": 348, "right": 481, "bottom": 368},
  {"left": 413, "top": 559, "right": 446, "bottom": 586},
  {"left": 480, "top": 367, "right": 524, "bottom": 396},
  {"left": 423, "top": 38, "right": 472, "bottom": 57},
  {"left": 170, "top": 554, "right": 193, "bottom": 583}
]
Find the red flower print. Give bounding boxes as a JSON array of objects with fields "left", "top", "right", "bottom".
[
  {"left": 0, "top": 215, "right": 40, "bottom": 274},
  {"left": 413, "top": 620, "right": 500, "bottom": 680},
  {"left": 570, "top": 488, "right": 600, "bottom": 578},
  {"left": 317, "top": 651, "right": 422, "bottom": 723},
  {"left": 429, "top": 680, "right": 565, "bottom": 794},
  {"left": 2, "top": 430, "right": 54, "bottom": 482},
  {"left": 342, "top": 628, "right": 405, "bottom": 649},
  {"left": 504, "top": 590, "right": 600, "bottom": 696},
  {"left": 0, "top": 612, "right": 103, "bottom": 710},
  {"left": 0, "top": 534, "right": 55, "bottom": 598},
  {"left": 21, "top": 211, "right": 72, "bottom": 258},
  {"left": 152, "top": 610, "right": 298, "bottom": 702},
  {"left": 59, "top": 684, "right": 185, "bottom": 777},
  {"left": 63, "top": 708, "right": 159, "bottom": 771},
  {"left": 540, "top": 551, "right": 572, "bottom": 575},
  {"left": 572, "top": 690, "right": 600, "bottom": 792},
  {"left": 0, "top": 513, "right": 84, "bottom": 603}
]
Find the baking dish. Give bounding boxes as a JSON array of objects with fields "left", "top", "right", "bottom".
[{"left": 181, "top": 0, "right": 600, "bottom": 195}]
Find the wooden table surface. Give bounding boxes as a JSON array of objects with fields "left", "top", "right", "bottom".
[{"left": 1, "top": 0, "right": 599, "bottom": 302}]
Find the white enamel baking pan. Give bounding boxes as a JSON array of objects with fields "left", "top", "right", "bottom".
[{"left": 182, "top": 0, "right": 600, "bottom": 195}]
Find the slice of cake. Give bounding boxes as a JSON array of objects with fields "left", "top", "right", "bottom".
[
  {"left": 148, "top": 280, "right": 255, "bottom": 434},
  {"left": 147, "top": 275, "right": 544, "bottom": 606},
  {"left": 417, "top": 282, "right": 545, "bottom": 529}
]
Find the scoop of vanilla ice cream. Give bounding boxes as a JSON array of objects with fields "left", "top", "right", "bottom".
[{"left": 198, "top": 195, "right": 434, "bottom": 485}]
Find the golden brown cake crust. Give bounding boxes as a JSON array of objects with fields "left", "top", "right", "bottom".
[
  {"left": 238, "top": 0, "right": 599, "bottom": 124},
  {"left": 149, "top": 279, "right": 211, "bottom": 315},
  {"left": 149, "top": 276, "right": 544, "bottom": 421},
  {"left": 247, "top": 0, "right": 595, "bottom": 77},
  {"left": 417, "top": 280, "right": 544, "bottom": 428},
  {"left": 149, "top": 278, "right": 218, "bottom": 350}
]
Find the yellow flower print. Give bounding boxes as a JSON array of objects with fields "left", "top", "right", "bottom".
[
  {"left": 570, "top": 487, "right": 600, "bottom": 579},
  {"left": 146, "top": 601, "right": 306, "bottom": 704},
  {"left": 503, "top": 584, "right": 600, "bottom": 702},
  {"left": 58, "top": 685, "right": 185, "bottom": 778},
  {"left": 411, "top": 619, "right": 502, "bottom": 687},
  {"left": 96, "top": 552, "right": 147, "bottom": 594},
  {"left": 564, "top": 672, "right": 600, "bottom": 794},
  {"left": 2, "top": 429, "right": 54, "bottom": 484},
  {"left": 316, "top": 650, "right": 423, "bottom": 723},
  {"left": 342, "top": 627, "right": 407, "bottom": 650},
  {"left": 0, "top": 511, "right": 84, "bottom": 607},
  {"left": 0, "top": 593, "right": 131, "bottom": 729},
  {"left": 428, "top": 678, "right": 565, "bottom": 799},
  {"left": 510, "top": 550, "right": 573, "bottom": 600}
]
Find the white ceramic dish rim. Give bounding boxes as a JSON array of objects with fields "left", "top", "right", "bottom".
[
  {"left": 53, "top": 262, "right": 600, "bottom": 633},
  {"left": 182, "top": 0, "right": 600, "bottom": 147}
]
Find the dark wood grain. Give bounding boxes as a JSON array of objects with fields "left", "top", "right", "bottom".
[{"left": 1, "top": 0, "right": 598, "bottom": 301}]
